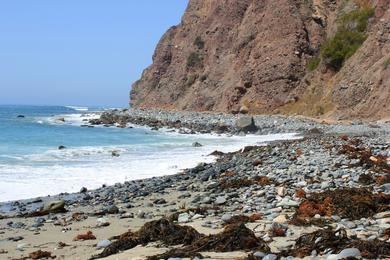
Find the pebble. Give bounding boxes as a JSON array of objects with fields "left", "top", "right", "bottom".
[
  {"left": 215, "top": 196, "right": 226, "bottom": 205},
  {"left": 96, "top": 217, "right": 110, "bottom": 227},
  {"left": 221, "top": 213, "right": 232, "bottom": 222},
  {"left": 263, "top": 254, "right": 277, "bottom": 260}
]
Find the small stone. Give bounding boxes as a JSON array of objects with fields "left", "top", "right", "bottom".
[
  {"left": 96, "top": 218, "right": 110, "bottom": 227},
  {"left": 215, "top": 196, "right": 226, "bottom": 205},
  {"left": 253, "top": 252, "right": 266, "bottom": 258},
  {"left": 221, "top": 213, "right": 232, "bottom": 223},
  {"left": 137, "top": 210, "right": 145, "bottom": 219},
  {"left": 16, "top": 243, "right": 28, "bottom": 251},
  {"left": 80, "top": 187, "right": 88, "bottom": 193},
  {"left": 105, "top": 205, "right": 119, "bottom": 214}
]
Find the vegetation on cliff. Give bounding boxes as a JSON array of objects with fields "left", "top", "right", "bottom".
[{"left": 321, "top": 6, "right": 375, "bottom": 71}]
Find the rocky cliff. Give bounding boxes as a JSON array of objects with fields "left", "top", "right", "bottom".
[{"left": 130, "top": 0, "right": 390, "bottom": 120}]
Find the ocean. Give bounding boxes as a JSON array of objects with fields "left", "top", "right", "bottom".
[{"left": 0, "top": 105, "right": 298, "bottom": 202}]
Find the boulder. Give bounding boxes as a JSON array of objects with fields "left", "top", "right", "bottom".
[
  {"left": 235, "top": 116, "right": 257, "bottom": 133},
  {"left": 192, "top": 142, "right": 203, "bottom": 147}
]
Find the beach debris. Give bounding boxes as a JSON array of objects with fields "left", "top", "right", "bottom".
[
  {"left": 358, "top": 174, "right": 374, "bottom": 185},
  {"left": 220, "top": 176, "right": 270, "bottom": 190},
  {"left": 29, "top": 250, "right": 52, "bottom": 259},
  {"left": 72, "top": 212, "right": 88, "bottom": 222},
  {"left": 26, "top": 200, "right": 66, "bottom": 217},
  {"left": 91, "top": 218, "right": 201, "bottom": 259},
  {"left": 73, "top": 231, "right": 96, "bottom": 241},
  {"left": 148, "top": 222, "right": 270, "bottom": 260},
  {"left": 57, "top": 242, "right": 69, "bottom": 249},
  {"left": 290, "top": 188, "right": 390, "bottom": 225},
  {"left": 91, "top": 218, "right": 269, "bottom": 259},
  {"left": 295, "top": 188, "right": 306, "bottom": 198},
  {"left": 338, "top": 138, "right": 390, "bottom": 174},
  {"left": 269, "top": 223, "right": 287, "bottom": 237},
  {"left": 280, "top": 227, "right": 390, "bottom": 259}
]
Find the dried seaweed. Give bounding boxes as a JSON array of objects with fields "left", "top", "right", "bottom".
[
  {"left": 281, "top": 228, "right": 390, "bottom": 259},
  {"left": 91, "top": 218, "right": 202, "bottom": 259},
  {"left": 220, "top": 176, "right": 271, "bottom": 190},
  {"left": 338, "top": 138, "right": 390, "bottom": 174},
  {"left": 73, "top": 231, "right": 96, "bottom": 241},
  {"left": 91, "top": 219, "right": 269, "bottom": 260},
  {"left": 291, "top": 188, "right": 390, "bottom": 224},
  {"left": 147, "top": 223, "right": 270, "bottom": 260},
  {"left": 29, "top": 250, "right": 52, "bottom": 259}
]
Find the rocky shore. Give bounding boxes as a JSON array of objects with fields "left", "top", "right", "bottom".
[
  {"left": 0, "top": 109, "right": 389, "bottom": 259},
  {"left": 89, "top": 108, "right": 390, "bottom": 135}
]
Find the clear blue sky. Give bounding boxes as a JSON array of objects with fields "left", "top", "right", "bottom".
[{"left": 0, "top": 1, "right": 188, "bottom": 107}]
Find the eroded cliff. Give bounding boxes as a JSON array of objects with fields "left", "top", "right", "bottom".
[{"left": 130, "top": 0, "right": 390, "bottom": 120}]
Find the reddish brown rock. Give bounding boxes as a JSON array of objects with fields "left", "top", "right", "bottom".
[{"left": 130, "top": 0, "right": 390, "bottom": 120}]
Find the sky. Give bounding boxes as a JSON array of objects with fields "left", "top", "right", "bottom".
[{"left": 0, "top": 1, "right": 188, "bottom": 107}]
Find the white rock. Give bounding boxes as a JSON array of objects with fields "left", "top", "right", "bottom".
[
  {"left": 191, "top": 214, "right": 203, "bottom": 220},
  {"left": 96, "top": 217, "right": 110, "bottom": 227},
  {"left": 276, "top": 186, "right": 286, "bottom": 196},
  {"left": 338, "top": 248, "right": 361, "bottom": 259},
  {"left": 96, "top": 239, "right": 112, "bottom": 249},
  {"left": 178, "top": 213, "right": 190, "bottom": 223},
  {"left": 273, "top": 214, "right": 287, "bottom": 224}
]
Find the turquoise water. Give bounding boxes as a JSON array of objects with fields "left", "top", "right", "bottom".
[{"left": 0, "top": 105, "right": 298, "bottom": 202}]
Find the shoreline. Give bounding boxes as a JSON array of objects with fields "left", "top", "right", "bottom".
[{"left": 0, "top": 109, "right": 389, "bottom": 259}]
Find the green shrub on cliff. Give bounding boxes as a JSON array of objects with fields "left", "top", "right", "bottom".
[
  {"left": 307, "top": 57, "right": 321, "bottom": 71},
  {"left": 194, "top": 36, "right": 205, "bottom": 49},
  {"left": 384, "top": 57, "right": 390, "bottom": 69},
  {"left": 187, "top": 52, "right": 202, "bottom": 68},
  {"left": 321, "top": 6, "right": 374, "bottom": 71}
]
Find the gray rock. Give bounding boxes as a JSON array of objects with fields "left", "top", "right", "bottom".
[
  {"left": 235, "top": 116, "right": 257, "bottom": 132},
  {"left": 215, "top": 196, "right": 226, "bottom": 205},
  {"left": 221, "top": 213, "right": 232, "bottom": 222},
  {"left": 42, "top": 200, "right": 65, "bottom": 213},
  {"left": 262, "top": 254, "right": 277, "bottom": 260}
]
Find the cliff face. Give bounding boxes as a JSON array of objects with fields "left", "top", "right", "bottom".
[{"left": 130, "top": 0, "right": 390, "bottom": 120}]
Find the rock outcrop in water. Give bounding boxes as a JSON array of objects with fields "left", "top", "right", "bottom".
[{"left": 130, "top": 0, "right": 390, "bottom": 120}]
